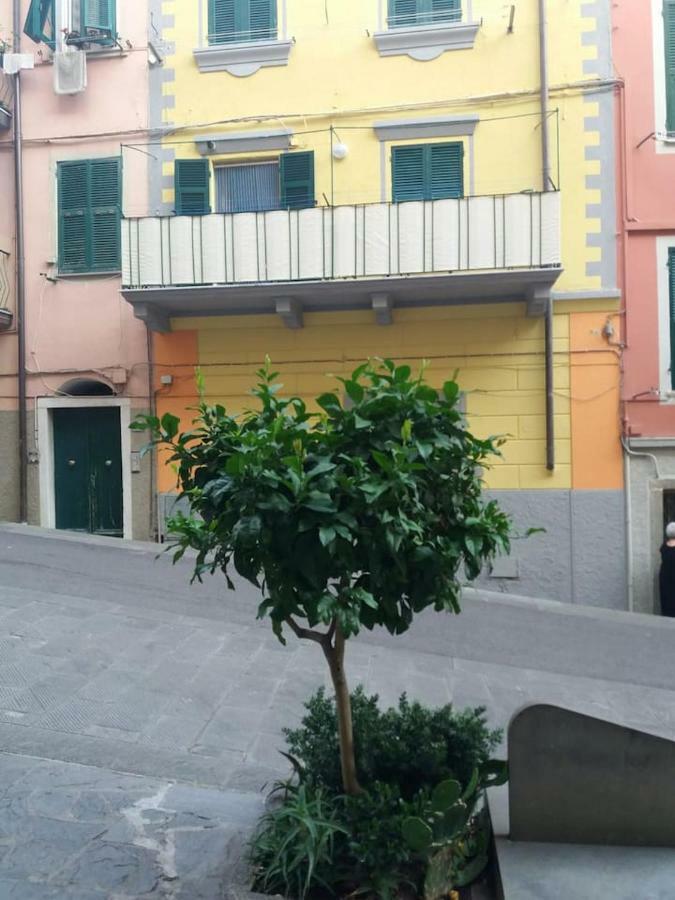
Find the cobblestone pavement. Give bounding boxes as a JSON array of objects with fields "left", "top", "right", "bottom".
[{"left": 1, "top": 524, "right": 675, "bottom": 897}]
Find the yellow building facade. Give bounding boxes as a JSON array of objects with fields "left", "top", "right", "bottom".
[{"left": 123, "top": 0, "right": 624, "bottom": 606}]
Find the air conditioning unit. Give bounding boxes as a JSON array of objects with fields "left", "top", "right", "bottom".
[{"left": 54, "top": 50, "right": 87, "bottom": 96}]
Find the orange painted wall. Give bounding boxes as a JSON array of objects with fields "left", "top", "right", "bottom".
[
  {"left": 570, "top": 312, "right": 623, "bottom": 490},
  {"left": 154, "top": 330, "right": 199, "bottom": 494}
]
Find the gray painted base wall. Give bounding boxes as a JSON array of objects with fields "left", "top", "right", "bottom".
[
  {"left": 475, "top": 490, "right": 627, "bottom": 610},
  {"left": 0, "top": 411, "right": 18, "bottom": 523},
  {"left": 159, "top": 488, "right": 628, "bottom": 611}
]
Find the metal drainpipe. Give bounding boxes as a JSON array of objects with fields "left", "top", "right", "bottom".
[
  {"left": 12, "top": 0, "right": 27, "bottom": 521},
  {"left": 539, "top": 0, "right": 555, "bottom": 472}
]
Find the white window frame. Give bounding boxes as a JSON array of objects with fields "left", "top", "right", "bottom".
[
  {"left": 37, "top": 396, "right": 133, "bottom": 540},
  {"left": 652, "top": 0, "right": 675, "bottom": 152}
]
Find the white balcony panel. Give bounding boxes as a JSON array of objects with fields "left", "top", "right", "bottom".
[
  {"left": 333, "top": 206, "right": 357, "bottom": 278},
  {"left": 467, "top": 196, "right": 498, "bottom": 271},
  {"left": 167, "top": 218, "right": 197, "bottom": 285},
  {"left": 201, "top": 215, "right": 227, "bottom": 284},
  {"left": 397, "top": 202, "right": 425, "bottom": 274},
  {"left": 297, "top": 209, "right": 324, "bottom": 280},
  {"left": 431, "top": 199, "right": 459, "bottom": 272},
  {"left": 504, "top": 195, "right": 530, "bottom": 269},
  {"left": 363, "top": 204, "right": 390, "bottom": 276},
  {"left": 264, "top": 210, "right": 292, "bottom": 281},
  {"left": 540, "top": 191, "right": 561, "bottom": 267},
  {"left": 231, "top": 214, "right": 259, "bottom": 282}
]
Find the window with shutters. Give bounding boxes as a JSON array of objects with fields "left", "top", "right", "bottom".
[
  {"left": 208, "top": 0, "right": 277, "bottom": 44},
  {"left": 216, "top": 162, "right": 281, "bottom": 213},
  {"left": 391, "top": 143, "right": 464, "bottom": 202},
  {"left": 57, "top": 158, "right": 121, "bottom": 275},
  {"left": 668, "top": 248, "right": 675, "bottom": 389},
  {"left": 664, "top": 0, "right": 675, "bottom": 133},
  {"left": 388, "top": 0, "right": 461, "bottom": 29},
  {"left": 181, "top": 152, "right": 314, "bottom": 215},
  {"left": 24, "top": 0, "right": 116, "bottom": 49}
]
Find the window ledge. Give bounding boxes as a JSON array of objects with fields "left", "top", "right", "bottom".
[
  {"left": 56, "top": 270, "right": 121, "bottom": 279},
  {"left": 373, "top": 20, "right": 479, "bottom": 61},
  {"left": 193, "top": 38, "right": 293, "bottom": 76}
]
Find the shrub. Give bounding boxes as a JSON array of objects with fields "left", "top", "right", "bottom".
[
  {"left": 249, "top": 785, "right": 346, "bottom": 899},
  {"left": 284, "top": 687, "right": 502, "bottom": 800}
]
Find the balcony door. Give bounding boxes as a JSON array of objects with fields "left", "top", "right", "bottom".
[{"left": 215, "top": 162, "right": 280, "bottom": 214}]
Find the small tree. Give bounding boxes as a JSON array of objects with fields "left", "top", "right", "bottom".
[{"left": 134, "top": 360, "right": 511, "bottom": 796}]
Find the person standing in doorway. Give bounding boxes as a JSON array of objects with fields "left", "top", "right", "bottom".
[{"left": 659, "top": 523, "right": 675, "bottom": 617}]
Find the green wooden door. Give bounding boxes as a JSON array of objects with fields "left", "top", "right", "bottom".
[{"left": 53, "top": 407, "right": 123, "bottom": 537}]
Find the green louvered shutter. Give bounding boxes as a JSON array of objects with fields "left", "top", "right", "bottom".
[
  {"left": 429, "top": 143, "right": 463, "bottom": 199},
  {"left": 279, "top": 151, "right": 315, "bottom": 209},
  {"left": 249, "top": 0, "right": 276, "bottom": 39},
  {"left": 208, "top": 0, "right": 235, "bottom": 44},
  {"left": 58, "top": 158, "right": 121, "bottom": 274},
  {"left": 392, "top": 146, "right": 425, "bottom": 202},
  {"left": 388, "top": 0, "right": 418, "bottom": 27},
  {"left": 669, "top": 248, "right": 675, "bottom": 389},
  {"left": 175, "top": 160, "right": 211, "bottom": 215},
  {"left": 430, "top": 0, "right": 461, "bottom": 23},
  {"left": 23, "top": 0, "right": 55, "bottom": 48},
  {"left": 83, "top": 0, "right": 116, "bottom": 44},
  {"left": 58, "top": 162, "right": 89, "bottom": 274},
  {"left": 665, "top": 1, "right": 675, "bottom": 133},
  {"left": 89, "top": 158, "right": 121, "bottom": 271}
]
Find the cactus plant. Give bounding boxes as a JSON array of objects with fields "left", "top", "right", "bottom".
[{"left": 402, "top": 764, "right": 507, "bottom": 899}]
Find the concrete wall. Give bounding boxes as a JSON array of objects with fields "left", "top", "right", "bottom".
[{"left": 477, "top": 489, "right": 627, "bottom": 609}]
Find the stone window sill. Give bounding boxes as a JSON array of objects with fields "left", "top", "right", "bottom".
[
  {"left": 373, "top": 21, "right": 479, "bottom": 61},
  {"left": 193, "top": 38, "right": 293, "bottom": 77}
]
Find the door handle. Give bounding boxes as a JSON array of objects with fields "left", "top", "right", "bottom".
[
  {"left": 105, "top": 460, "right": 112, "bottom": 467},
  {"left": 68, "top": 459, "right": 76, "bottom": 467}
]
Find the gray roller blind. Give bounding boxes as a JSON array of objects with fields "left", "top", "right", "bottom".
[{"left": 215, "top": 162, "right": 280, "bottom": 213}]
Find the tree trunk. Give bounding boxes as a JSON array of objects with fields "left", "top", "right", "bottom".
[{"left": 323, "top": 625, "right": 362, "bottom": 795}]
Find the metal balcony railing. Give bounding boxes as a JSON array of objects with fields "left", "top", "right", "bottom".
[
  {"left": 0, "top": 250, "right": 9, "bottom": 309},
  {"left": 122, "top": 192, "right": 561, "bottom": 291}
]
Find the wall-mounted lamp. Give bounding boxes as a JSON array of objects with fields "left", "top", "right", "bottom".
[{"left": 332, "top": 142, "right": 348, "bottom": 161}]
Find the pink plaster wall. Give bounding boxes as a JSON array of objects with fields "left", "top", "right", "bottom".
[
  {"left": 0, "top": 0, "right": 151, "bottom": 411},
  {"left": 614, "top": 0, "right": 675, "bottom": 436}
]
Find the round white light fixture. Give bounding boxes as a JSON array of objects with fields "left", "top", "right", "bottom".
[{"left": 332, "top": 142, "right": 348, "bottom": 161}]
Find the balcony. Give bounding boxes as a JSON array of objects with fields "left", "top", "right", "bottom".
[{"left": 121, "top": 192, "right": 562, "bottom": 331}]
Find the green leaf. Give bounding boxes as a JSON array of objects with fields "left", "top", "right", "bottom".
[
  {"left": 160, "top": 412, "right": 180, "bottom": 440},
  {"left": 345, "top": 380, "right": 364, "bottom": 404},
  {"left": 303, "top": 493, "right": 336, "bottom": 513},
  {"left": 442, "top": 380, "right": 460, "bottom": 404},
  {"left": 402, "top": 817, "right": 433, "bottom": 853},
  {"left": 316, "top": 392, "right": 342, "bottom": 414},
  {"left": 431, "top": 779, "right": 462, "bottom": 812},
  {"left": 394, "top": 364, "right": 411, "bottom": 382},
  {"left": 319, "top": 526, "right": 336, "bottom": 546}
]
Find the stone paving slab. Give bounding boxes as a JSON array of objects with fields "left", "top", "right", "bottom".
[
  {"left": 0, "top": 753, "right": 263, "bottom": 899},
  {"left": 2, "top": 526, "right": 675, "bottom": 897}
]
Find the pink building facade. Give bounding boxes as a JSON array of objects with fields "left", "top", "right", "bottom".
[
  {"left": 0, "top": 0, "right": 154, "bottom": 538},
  {"left": 614, "top": 0, "right": 675, "bottom": 611}
]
